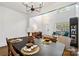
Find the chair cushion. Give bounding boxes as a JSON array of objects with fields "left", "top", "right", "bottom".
[{"left": 57, "top": 36, "right": 71, "bottom": 49}]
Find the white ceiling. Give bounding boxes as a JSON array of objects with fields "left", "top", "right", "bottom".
[{"left": 0, "top": 2, "right": 75, "bottom": 16}]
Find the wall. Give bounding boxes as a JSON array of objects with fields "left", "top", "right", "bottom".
[{"left": 0, "top": 5, "right": 28, "bottom": 47}]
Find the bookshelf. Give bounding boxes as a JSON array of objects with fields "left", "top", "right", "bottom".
[{"left": 70, "top": 17, "right": 78, "bottom": 48}]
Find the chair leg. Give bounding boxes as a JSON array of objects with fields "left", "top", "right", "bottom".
[
  {"left": 8, "top": 47, "right": 11, "bottom": 56},
  {"left": 8, "top": 48, "right": 10, "bottom": 56}
]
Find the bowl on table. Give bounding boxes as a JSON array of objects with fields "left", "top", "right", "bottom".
[{"left": 44, "top": 39, "right": 50, "bottom": 42}]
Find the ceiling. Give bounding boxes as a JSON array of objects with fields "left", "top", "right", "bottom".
[{"left": 0, "top": 2, "right": 75, "bottom": 16}]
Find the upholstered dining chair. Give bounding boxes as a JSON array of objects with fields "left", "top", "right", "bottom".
[
  {"left": 57, "top": 36, "right": 77, "bottom": 56},
  {"left": 57, "top": 36, "right": 71, "bottom": 49},
  {"left": 32, "top": 32, "right": 42, "bottom": 39},
  {"left": 27, "top": 36, "right": 35, "bottom": 44},
  {"left": 6, "top": 38, "right": 19, "bottom": 56}
]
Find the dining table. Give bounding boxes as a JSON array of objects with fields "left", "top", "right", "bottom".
[{"left": 12, "top": 37, "right": 65, "bottom": 56}]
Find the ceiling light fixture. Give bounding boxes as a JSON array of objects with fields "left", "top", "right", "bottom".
[{"left": 22, "top": 2, "right": 43, "bottom": 13}]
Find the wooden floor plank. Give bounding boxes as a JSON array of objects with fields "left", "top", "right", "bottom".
[{"left": 0, "top": 46, "right": 8, "bottom": 56}]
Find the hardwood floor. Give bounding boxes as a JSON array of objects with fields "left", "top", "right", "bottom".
[
  {"left": 0, "top": 46, "right": 8, "bottom": 56},
  {"left": 0, "top": 46, "right": 77, "bottom": 56},
  {"left": 63, "top": 49, "right": 73, "bottom": 56}
]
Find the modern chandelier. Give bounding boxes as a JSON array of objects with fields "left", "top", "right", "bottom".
[{"left": 22, "top": 2, "right": 43, "bottom": 12}]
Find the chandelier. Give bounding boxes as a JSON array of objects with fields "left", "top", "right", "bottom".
[{"left": 23, "top": 2, "right": 43, "bottom": 12}]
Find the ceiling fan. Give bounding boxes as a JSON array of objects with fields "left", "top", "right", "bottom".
[{"left": 22, "top": 2, "right": 43, "bottom": 13}]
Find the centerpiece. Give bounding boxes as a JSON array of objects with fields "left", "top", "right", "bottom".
[
  {"left": 21, "top": 42, "right": 40, "bottom": 55},
  {"left": 42, "top": 36, "right": 52, "bottom": 44}
]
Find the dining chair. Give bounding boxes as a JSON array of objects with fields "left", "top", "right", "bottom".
[
  {"left": 6, "top": 38, "right": 11, "bottom": 56},
  {"left": 6, "top": 38, "right": 19, "bottom": 56},
  {"left": 32, "top": 32, "right": 42, "bottom": 39},
  {"left": 57, "top": 36, "right": 71, "bottom": 49},
  {"left": 57, "top": 36, "right": 77, "bottom": 55},
  {"left": 27, "top": 36, "right": 35, "bottom": 44}
]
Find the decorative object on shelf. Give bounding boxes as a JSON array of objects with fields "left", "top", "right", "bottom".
[
  {"left": 22, "top": 2, "right": 43, "bottom": 12},
  {"left": 70, "top": 17, "right": 78, "bottom": 48}
]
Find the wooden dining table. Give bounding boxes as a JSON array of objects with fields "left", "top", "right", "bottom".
[{"left": 12, "top": 37, "right": 65, "bottom": 56}]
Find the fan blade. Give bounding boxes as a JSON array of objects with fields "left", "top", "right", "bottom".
[
  {"left": 26, "top": 5, "right": 32, "bottom": 8},
  {"left": 35, "top": 7, "right": 41, "bottom": 9},
  {"left": 35, "top": 9, "right": 40, "bottom": 12},
  {"left": 22, "top": 2, "right": 31, "bottom": 8},
  {"left": 26, "top": 9, "right": 34, "bottom": 13},
  {"left": 26, "top": 9, "right": 31, "bottom": 13},
  {"left": 35, "top": 2, "right": 43, "bottom": 9},
  {"left": 34, "top": 6, "right": 42, "bottom": 9}
]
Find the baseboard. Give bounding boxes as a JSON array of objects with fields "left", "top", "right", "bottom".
[{"left": 0, "top": 45, "right": 7, "bottom": 48}]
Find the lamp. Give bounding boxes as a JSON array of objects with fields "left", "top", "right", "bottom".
[{"left": 22, "top": 2, "right": 43, "bottom": 12}]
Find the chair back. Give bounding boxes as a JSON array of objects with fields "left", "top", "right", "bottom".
[
  {"left": 57, "top": 36, "right": 71, "bottom": 49},
  {"left": 6, "top": 38, "right": 11, "bottom": 56},
  {"left": 6, "top": 38, "right": 19, "bottom": 56}
]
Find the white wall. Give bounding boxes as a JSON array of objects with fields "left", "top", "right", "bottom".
[
  {"left": 0, "top": 5, "right": 28, "bottom": 47},
  {"left": 41, "top": 11, "right": 57, "bottom": 35},
  {"left": 29, "top": 15, "right": 42, "bottom": 32}
]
